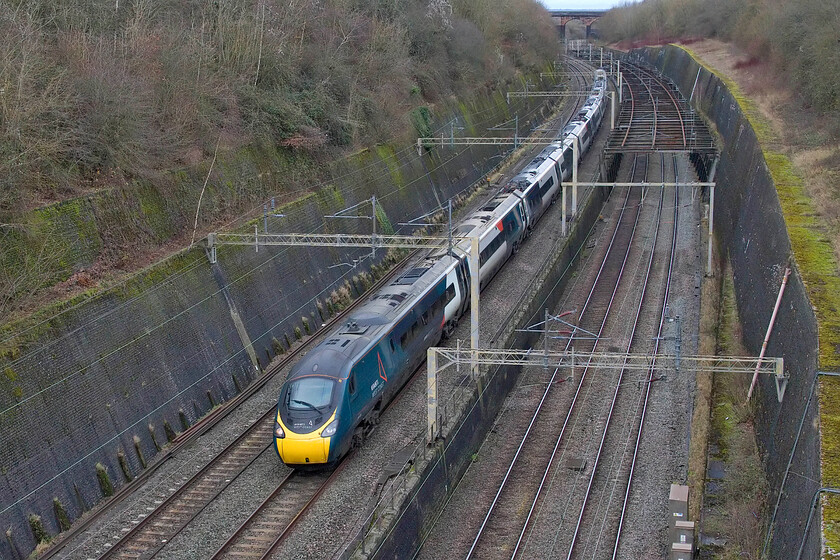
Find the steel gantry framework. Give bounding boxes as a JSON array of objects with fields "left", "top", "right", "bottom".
[
  {"left": 425, "top": 346, "right": 786, "bottom": 440},
  {"left": 605, "top": 64, "right": 717, "bottom": 155},
  {"left": 415, "top": 127, "right": 718, "bottom": 273},
  {"left": 207, "top": 231, "right": 483, "bottom": 376}
]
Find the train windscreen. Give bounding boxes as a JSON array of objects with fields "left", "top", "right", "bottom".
[{"left": 287, "top": 377, "right": 335, "bottom": 411}]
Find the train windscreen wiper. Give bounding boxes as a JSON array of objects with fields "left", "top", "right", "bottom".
[{"left": 292, "top": 399, "right": 320, "bottom": 413}]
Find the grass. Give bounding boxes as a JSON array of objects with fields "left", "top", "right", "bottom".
[
  {"left": 678, "top": 43, "right": 840, "bottom": 552},
  {"left": 700, "top": 263, "right": 768, "bottom": 559},
  {"left": 688, "top": 239, "right": 719, "bottom": 523}
]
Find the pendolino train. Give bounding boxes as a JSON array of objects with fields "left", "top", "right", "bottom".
[{"left": 274, "top": 69, "right": 607, "bottom": 467}]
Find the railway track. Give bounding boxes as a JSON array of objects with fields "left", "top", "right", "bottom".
[
  {"left": 606, "top": 57, "right": 712, "bottom": 155},
  {"left": 523, "top": 62, "right": 689, "bottom": 559},
  {"left": 210, "top": 468, "right": 339, "bottom": 560},
  {"left": 46, "top": 59, "right": 601, "bottom": 560},
  {"left": 562, "top": 154, "right": 679, "bottom": 559},
  {"left": 41, "top": 256, "right": 409, "bottom": 560},
  {"left": 465, "top": 152, "right": 649, "bottom": 559},
  {"left": 610, "top": 154, "right": 681, "bottom": 559}
]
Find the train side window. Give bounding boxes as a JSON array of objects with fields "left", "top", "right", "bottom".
[
  {"left": 349, "top": 373, "right": 356, "bottom": 395},
  {"left": 446, "top": 284, "right": 456, "bottom": 303},
  {"left": 401, "top": 332, "right": 408, "bottom": 346},
  {"left": 390, "top": 338, "right": 396, "bottom": 353}
]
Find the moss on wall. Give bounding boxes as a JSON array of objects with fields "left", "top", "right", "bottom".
[{"left": 678, "top": 44, "right": 840, "bottom": 552}]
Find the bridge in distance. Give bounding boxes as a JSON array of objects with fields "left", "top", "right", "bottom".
[{"left": 548, "top": 9, "right": 607, "bottom": 38}]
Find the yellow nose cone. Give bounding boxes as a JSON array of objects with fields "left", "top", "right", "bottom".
[
  {"left": 275, "top": 413, "right": 335, "bottom": 465},
  {"left": 276, "top": 434, "right": 331, "bottom": 464}
]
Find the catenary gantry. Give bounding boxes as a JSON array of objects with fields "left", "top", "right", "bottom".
[{"left": 604, "top": 61, "right": 716, "bottom": 155}]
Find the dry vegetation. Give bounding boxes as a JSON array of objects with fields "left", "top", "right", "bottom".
[
  {"left": 599, "top": 1, "right": 840, "bottom": 553},
  {"left": 599, "top": 0, "right": 840, "bottom": 127},
  {"left": 0, "top": 0, "right": 560, "bottom": 319},
  {"left": 701, "top": 264, "right": 767, "bottom": 559},
  {"left": 0, "top": 0, "right": 558, "bottom": 219}
]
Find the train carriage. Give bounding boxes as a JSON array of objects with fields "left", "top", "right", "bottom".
[
  {"left": 274, "top": 68, "right": 608, "bottom": 468},
  {"left": 275, "top": 257, "right": 457, "bottom": 465}
]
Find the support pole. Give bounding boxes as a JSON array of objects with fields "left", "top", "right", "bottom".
[
  {"left": 600, "top": 47, "right": 603, "bottom": 68},
  {"left": 543, "top": 309, "right": 549, "bottom": 371},
  {"left": 514, "top": 115, "right": 519, "bottom": 149},
  {"left": 470, "top": 236, "right": 480, "bottom": 378},
  {"left": 427, "top": 348, "right": 438, "bottom": 441},
  {"left": 705, "top": 157, "right": 719, "bottom": 276},
  {"left": 610, "top": 91, "right": 616, "bottom": 130},
  {"left": 706, "top": 184, "right": 715, "bottom": 275},
  {"left": 447, "top": 199, "right": 452, "bottom": 254},
  {"left": 796, "top": 488, "right": 840, "bottom": 560},
  {"left": 746, "top": 267, "right": 790, "bottom": 402},
  {"left": 618, "top": 71, "right": 623, "bottom": 104},
  {"left": 371, "top": 195, "right": 377, "bottom": 260},
  {"left": 572, "top": 137, "right": 579, "bottom": 218}
]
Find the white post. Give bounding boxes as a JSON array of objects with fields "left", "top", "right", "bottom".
[
  {"left": 572, "top": 137, "right": 579, "bottom": 218},
  {"left": 470, "top": 236, "right": 480, "bottom": 379},
  {"left": 707, "top": 184, "right": 715, "bottom": 276},
  {"left": 610, "top": 91, "right": 616, "bottom": 130},
  {"left": 618, "top": 71, "right": 623, "bottom": 104},
  {"left": 617, "top": 60, "right": 620, "bottom": 80},
  {"left": 427, "top": 348, "right": 438, "bottom": 440},
  {"left": 371, "top": 195, "right": 377, "bottom": 259},
  {"left": 600, "top": 47, "right": 603, "bottom": 68},
  {"left": 705, "top": 157, "right": 719, "bottom": 276}
]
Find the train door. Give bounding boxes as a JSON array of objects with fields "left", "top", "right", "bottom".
[
  {"left": 581, "top": 125, "right": 592, "bottom": 153},
  {"left": 514, "top": 192, "right": 535, "bottom": 232},
  {"left": 511, "top": 202, "right": 526, "bottom": 247},
  {"left": 457, "top": 258, "right": 470, "bottom": 315},
  {"left": 552, "top": 162, "right": 563, "bottom": 201},
  {"left": 562, "top": 146, "right": 574, "bottom": 181}
]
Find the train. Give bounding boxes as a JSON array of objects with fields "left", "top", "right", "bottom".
[{"left": 274, "top": 69, "right": 608, "bottom": 467}]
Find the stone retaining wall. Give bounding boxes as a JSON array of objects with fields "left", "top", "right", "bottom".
[
  {"left": 635, "top": 45, "right": 822, "bottom": 560},
  {"left": 0, "top": 82, "right": 557, "bottom": 559}
]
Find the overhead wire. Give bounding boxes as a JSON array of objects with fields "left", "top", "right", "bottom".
[
  {"left": 1, "top": 90, "right": 553, "bottom": 355},
  {"left": 0, "top": 97, "right": 549, "bottom": 419}
]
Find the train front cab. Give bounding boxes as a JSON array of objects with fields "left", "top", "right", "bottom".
[{"left": 275, "top": 375, "right": 345, "bottom": 466}]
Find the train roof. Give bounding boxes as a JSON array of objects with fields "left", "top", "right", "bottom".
[
  {"left": 503, "top": 145, "right": 561, "bottom": 193},
  {"left": 284, "top": 256, "right": 457, "bottom": 382},
  {"left": 563, "top": 121, "right": 585, "bottom": 137}
]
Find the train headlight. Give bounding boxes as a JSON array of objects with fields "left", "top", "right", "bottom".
[
  {"left": 321, "top": 419, "right": 338, "bottom": 438},
  {"left": 274, "top": 423, "right": 285, "bottom": 439}
]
